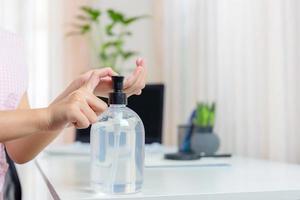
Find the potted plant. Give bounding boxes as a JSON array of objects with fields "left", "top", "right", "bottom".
[
  {"left": 193, "top": 102, "right": 215, "bottom": 133},
  {"left": 68, "top": 6, "right": 147, "bottom": 73},
  {"left": 69, "top": 6, "right": 147, "bottom": 142},
  {"left": 190, "top": 102, "right": 219, "bottom": 155},
  {"left": 178, "top": 102, "right": 219, "bottom": 155}
]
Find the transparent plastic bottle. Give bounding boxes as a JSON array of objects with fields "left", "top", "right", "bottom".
[{"left": 90, "top": 76, "right": 145, "bottom": 194}]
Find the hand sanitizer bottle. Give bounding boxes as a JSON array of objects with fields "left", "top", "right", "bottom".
[{"left": 90, "top": 76, "right": 145, "bottom": 194}]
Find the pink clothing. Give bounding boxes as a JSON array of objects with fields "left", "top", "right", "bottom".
[{"left": 0, "top": 29, "right": 28, "bottom": 196}]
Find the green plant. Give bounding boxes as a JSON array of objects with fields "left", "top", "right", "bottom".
[
  {"left": 193, "top": 102, "right": 216, "bottom": 128},
  {"left": 69, "top": 6, "right": 147, "bottom": 73}
]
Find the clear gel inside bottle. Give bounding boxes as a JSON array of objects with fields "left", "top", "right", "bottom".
[{"left": 90, "top": 76, "right": 145, "bottom": 194}]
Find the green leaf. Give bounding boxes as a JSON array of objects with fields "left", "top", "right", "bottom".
[
  {"left": 210, "top": 102, "right": 216, "bottom": 112},
  {"left": 105, "top": 23, "right": 115, "bottom": 36},
  {"left": 123, "top": 15, "right": 148, "bottom": 25},
  {"left": 208, "top": 112, "right": 215, "bottom": 127},
  {"left": 115, "top": 39, "right": 123, "bottom": 48},
  {"left": 122, "top": 51, "right": 137, "bottom": 60},
  {"left": 194, "top": 102, "right": 216, "bottom": 128},
  {"left": 101, "top": 40, "right": 123, "bottom": 49},
  {"left": 208, "top": 103, "right": 216, "bottom": 126},
  {"left": 80, "top": 24, "right": 91, "bottom": 34},
  {"left": 100, "top": 51, "right": 108, "bottom": 61},
  {"left": 80, "top": 6, "right": 101, "bottom": 22},
  {"left": 107, "top": 9, "right": 124, "bottom": 22},
  {"left": 67, "top": 23, "right": 89, "bottom": 37}
]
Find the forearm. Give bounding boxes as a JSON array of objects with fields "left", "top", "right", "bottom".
[
  {"left": 4, "top": 92, "right": 66, "bottom": 163},
  {"left": 5, "top": 128, "right": 63, "bottom": 164},
  {"left": 5, "top": 70, "right": 112, "bottom": 164},
  {"left": 0, "top": 108, "right": 48, "bottom": 142}
]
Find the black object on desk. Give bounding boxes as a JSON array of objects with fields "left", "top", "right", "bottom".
[
  {"left": 127, "top": 84, "right": 164, "bottom": 144},
  {"left": 164, "top": 152, "right": 232, "bottom": 160},
  {"left": 164, "top": 151, "right": 200, "bottom": 160}
]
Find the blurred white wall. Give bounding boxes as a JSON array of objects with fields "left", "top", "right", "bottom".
[{"left": 159, "top": 0, "right": 300, "bottom": 163}]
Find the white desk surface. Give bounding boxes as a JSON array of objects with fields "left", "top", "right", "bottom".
[{"left": 36, "top": 147, "right": 300, "bottom": 200}]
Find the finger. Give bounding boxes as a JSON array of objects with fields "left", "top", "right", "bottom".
[
  {"left": 93, "top": 67, "right": 118, "bottom": 77},
  {"left": 82, "top": 68, "right": 118, "bottom": 91},
  {"left": 70, "top": 108, "right": 90, "bottom": 129},
  {"left": 81, "top": 67, "right": 118, "bottom": 78},
  {"left": 124, "top": 58, "right": 146, "bottom": 90},
  {"left": 86, "top": 93, "right": 108, "bottom": 115},
  {"left": 136, "top": 70, "right": 146, "bottom": 91},
  {"left": 124, "top": 58, "right": 146, "bottom": 96},
  {"left": 136, "top": 58, "right": 145, "bottom": 67},
  {"left": 97, "top": 76, "right": 113, "bottom": 92},
  {"left": 79, "top": 102, "right": 98, "bottom": 124},
  {"left": 125, "top": 69, "right": 144, "bottom": 95},
  {"left": 135, "top": 90, "right": 142, "bottom": 95},
  {"left": 124, "top": 67, "right": 145, "bottom": 95},
  {"left": 94, "top": 77, "right": 114, "bottom": 97},
  {"left": 135, "top": 59, "right": 147, "bottom": 94},
  {"left": 138, "top": 58, "right": 147, "bottom": 82},
  {"left": 124, "top": 66, "right": 142, "bottom": 91},
  {"left": 84, "top": 72, "right": 100, "bottom": 92},
  {"left": 128, "top": 76, "right": 145, "bottom": 96}
]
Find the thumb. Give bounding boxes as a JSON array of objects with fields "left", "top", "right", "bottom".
[
  {"left": 84, "top": 72, "right": 100, "bottom": 92},
  {"left": 136, "top": 58, "right": 144, "bottom": 67}
]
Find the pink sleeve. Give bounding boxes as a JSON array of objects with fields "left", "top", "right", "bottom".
[
  {"left": 0, "top": 30, "right": 28, "bottom": 109},
  {"left": 0, "top": 30, "right": 29, "bottom": 196}
]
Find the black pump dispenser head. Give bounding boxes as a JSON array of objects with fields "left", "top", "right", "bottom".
[{"left": 109, "top": 76, "right": 127, "bottom": 105}]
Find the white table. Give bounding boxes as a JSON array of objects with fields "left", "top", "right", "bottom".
[
  {"left": 16, "top": 161, "right": 55, "bottom": 200},
  {"left": 35, "top": 147, "right": 300, "bottom": 200}
]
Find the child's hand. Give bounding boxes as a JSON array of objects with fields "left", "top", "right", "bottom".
[
  {"left": 123, "top": 58, "right": 147, "bottom": 96},
  {"left": 97, "top": 58, "right": 147, "bottom": 96},
  {"left": 47, "top": 72, "right": 107, "bottom": 130},
  {"left": 71, "top": 58, "right": 147, "bottom": 98}
]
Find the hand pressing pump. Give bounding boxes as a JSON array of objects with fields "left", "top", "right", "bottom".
[{"left": 90, "top": 76, "right": 145, "bottom": 194}]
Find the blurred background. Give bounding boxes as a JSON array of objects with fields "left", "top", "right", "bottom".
[{"left": 0, "top": 0, "right": 300, "bottom": 163}]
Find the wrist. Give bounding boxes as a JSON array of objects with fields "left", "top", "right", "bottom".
[{"left": 33, "top": 108, "right": 51, "bottom": 132}]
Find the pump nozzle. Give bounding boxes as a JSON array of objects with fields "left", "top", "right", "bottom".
[
  {"left": 109, "top": 76, "right": 127, "bottom": 105},
  {"left": 112, "top": 76, "right": 124, "bottom": 92}
]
